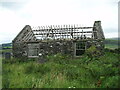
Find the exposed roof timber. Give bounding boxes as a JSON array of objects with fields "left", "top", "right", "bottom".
[
  {"left": 33, "top": 31, "right": 97, "bottom": 35},
  {"left": 22, "top": 30, "right": 32, "bottom": 41},
  {"left": 13, "top": 21, "right": 105, "bottom": 43},
  {"left": 12, "top": 25, "right": 33, "bottom": 43},
  {"left": 32, "top": 27, "right": 94, "bottom": 31}
]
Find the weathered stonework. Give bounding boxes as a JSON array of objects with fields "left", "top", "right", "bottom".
[{"left": 12, "top": 21, "right": 105, "bottom": 59}]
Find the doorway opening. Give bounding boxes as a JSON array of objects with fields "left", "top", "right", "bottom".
[{"left": 28, "top": 43, "right": 39, "bottom": 58}]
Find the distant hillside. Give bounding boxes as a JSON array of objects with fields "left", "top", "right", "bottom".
[
  {"left": 105, "top": 39, "right": 118, "bottom": 45},
  {"left": 0, "top": 44, "right": 2, "bottom": 50},
  {"left": 105, "top": 37, "right": 119, "bottom": 49},
  {"left": 106, "top": 37, "right": 120, "bottom": 40},
  {"left": 1, "top": 43, "right": 12, "bottom": 50}
]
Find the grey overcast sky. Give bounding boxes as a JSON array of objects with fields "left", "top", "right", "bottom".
[{"left": 0, "top": 0, "right": 119, "bottom": 44}]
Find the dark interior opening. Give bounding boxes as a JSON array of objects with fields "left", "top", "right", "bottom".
[
  {"left": 76, "top": 42, "right": 85, "bottom": 56},
  {"left": 76, "top": 50, "right": 85, "bottom": 56}
]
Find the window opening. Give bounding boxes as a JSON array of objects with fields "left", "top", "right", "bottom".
[{"left": 76, "top": 42, "right": 86, "bottom": 56}]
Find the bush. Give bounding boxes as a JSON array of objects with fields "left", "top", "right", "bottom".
[
  {"left": 104, "top": 48, "right": 120, "bottom": 54},
  {"left": 101, "top": 76, "right": 119, "bottom": 88},
  {"left": 85, "top": 45, "right": 101, "bottom": 60}
]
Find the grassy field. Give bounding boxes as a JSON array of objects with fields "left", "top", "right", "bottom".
[
  {"left": 2, "top": 51, "right": 119, "bottom": 88},
  {"left": 104, "top": 39, "right": 118, "bottom": 49},
  {"left": 105, "top": 44, "right": 118, "bottom": 49},
  {"left": 1, "top": 40, "right": 119, "bottom": 88},
  {"left": 0, "top": 49, "right": 12, "bottom": 53}
]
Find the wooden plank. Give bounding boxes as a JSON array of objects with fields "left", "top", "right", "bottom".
[
  {"left": 33, "top": 31, "right": 97, "bottom": 36},
  {"left": 32, "top": 27, "right": 93, "bottom": 31}
]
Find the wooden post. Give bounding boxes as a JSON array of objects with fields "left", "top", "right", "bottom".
[
  {"left": 71, "top": 25, "right": 73, "bottom": 39},
  {"left": 60, "top": 25, "right": 62, "bottom": 39},
  {"left": 69, "top": 25, "right": 71, "bottom": 39}
]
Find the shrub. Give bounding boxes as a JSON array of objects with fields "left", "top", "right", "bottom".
[
  {"left": 101, "top": 76, "right": 119, "bottom": 88},
  {"left": 85, "top": 45, "right": 101, "bottom": 60}
]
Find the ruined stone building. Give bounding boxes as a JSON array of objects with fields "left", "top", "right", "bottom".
[{"left": 12, "top": 21, "right": 105, "bottom": 58}]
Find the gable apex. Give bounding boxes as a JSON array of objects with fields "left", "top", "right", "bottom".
[{"left": 12, "top": 25, "right": 32, "bottom": 43}]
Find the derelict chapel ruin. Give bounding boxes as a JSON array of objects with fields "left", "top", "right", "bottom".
[{"left": 12, "top": 21, "right": 105, "bottom": 58}]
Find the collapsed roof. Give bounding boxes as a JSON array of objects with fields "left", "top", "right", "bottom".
[{"left": 13, "top": 21, "right": 105, "bottom": 43}]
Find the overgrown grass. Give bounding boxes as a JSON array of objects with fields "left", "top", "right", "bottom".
[
  {"left": 2, "top": 51, "right": 120, "bottom": 88},
  {"left": 0, "top": 49, "right": 12, "bottom": 53}
]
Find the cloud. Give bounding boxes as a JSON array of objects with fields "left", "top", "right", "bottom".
[
  {"left": 1, "top": 2, "right": 23, "bottom": 10},
  {"left": 105, "top": 32, "right": 118, "bottom": 38},
  {"left": 0, "top": 0, "right": 119, "bottom": 44},
  {"left": 0, "top": 7, "right": 28, "bottom": 43},
  {"left": 0, "top": 0, "right": 30, "bottom": 11},
  {"left": 19, "top": 0, "right": 118, "bottom": 31}
]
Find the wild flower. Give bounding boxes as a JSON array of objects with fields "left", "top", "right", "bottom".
[{"left": 68, "top": 86, "right": 76, "bottom": 88}]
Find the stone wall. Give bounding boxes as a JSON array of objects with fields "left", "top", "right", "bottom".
[
  {"left": 12, "top": 42, "right": 27, "bottom": 58},
  {"left": 38, "top": 40, "right": 74, "bottom": 57},
  {"left": 13, "top": 39, "right": 105, "bottom": 58}
]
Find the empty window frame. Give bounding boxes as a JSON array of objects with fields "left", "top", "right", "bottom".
[{"left": 75, "top": 42, "right": 86, "bottom": 56}]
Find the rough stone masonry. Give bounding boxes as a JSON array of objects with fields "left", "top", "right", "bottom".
[{"left": 12, "top": 21, "right": 105, "bottom": 59}]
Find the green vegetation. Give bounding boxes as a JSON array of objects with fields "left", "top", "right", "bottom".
[
  {"left": 2, "top": 50, "right": 119, "bottom": 88},
  {"left": 85, "top": 45, "right": 101, "bottom": 59},
  {"left": 1, "top": 43, "right": 12, "bottom": 50},
  {"left": 104, "top": 39, "right": 118, "bottom": 49},
  {"left": 0, "top": 58, "right": 2, "bottom": 89},
  {"left": 105, "top": 44, "right": 118, "bottom": 49},
  {"left": 0, "top": 49, "right": 12, "bottom": 54},
  {"left": 105, "top": 39, "right": 118, "bottom": 45},
  {"left": 1, "top": 39, "right": 119, "bottom": 88}
]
